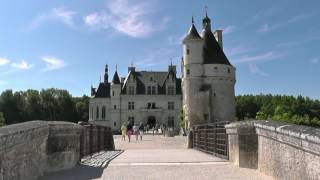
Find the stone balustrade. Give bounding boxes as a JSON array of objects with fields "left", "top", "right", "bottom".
[{"left": 226, "top": 120, "right": 320, "bottom": 180}]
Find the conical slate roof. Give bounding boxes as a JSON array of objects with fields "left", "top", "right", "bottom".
[
  {"left": 112, "top": 71, "right": 121, "bottom": 84},
  {"left": 183, "top": 24, "right": 201, "bottom": 41}
]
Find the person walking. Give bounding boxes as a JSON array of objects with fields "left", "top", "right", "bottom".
[
  {"left": 139, "top": 122, "right": 144, "bottom": 141},
  {"left": 121, "top": 124, "right": 127, "bottom": 141},
  {"left": 133, "top": 124, "right": 139, "bottom": 141},
  {"left": 126, "top": 122, "right": 133, "bottom": 142}
]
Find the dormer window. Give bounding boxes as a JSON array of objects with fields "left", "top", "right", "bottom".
[
  {"left": 167, "top": 85, "right": 175, "bottom": 95},
  {"left": 128, "top": 86, "right": 135, "bottom": 95}
]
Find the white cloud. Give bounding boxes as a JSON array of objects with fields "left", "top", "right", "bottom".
[
  {"left": 168, "top": 33, "right": 186, "bottom": 45},
  {"left": 249, "top": 63, "right": 269, "bottom": 77},
  {"left": 258, "top": 12, "right": 317, "bottom": 32},
  {"left": 223, "top": 25, "right": 236, "bottom": 35},
  {"left": 258, "top": 24, "right": 269, "bottom": 32},
  {"left": 234, "top": 51, "right": 285, "bottom": 64},
  {"left": 29, "top": 7, "right": 77, "bottom": 30},
  {"left": 41, "top": 55, "right": 66, "bottom": 71},
  {"left": 11, "top": 60, "right": 34, "bottom": 70},
  {"left": 311, "top": 58, "right": 319, "bottom": 64},
  {"left": 83, "top": 0, "right": 169, "bottom": 38},
  {"left": 0, "top": 57, "right": 10, "bottom": 66},
  {"left": 225, "top": 46, "right": 251, "bottom": 57}
]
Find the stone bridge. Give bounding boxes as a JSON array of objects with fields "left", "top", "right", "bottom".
[{"left": 0, "top": 120, "right": 319, "bottom": 180}]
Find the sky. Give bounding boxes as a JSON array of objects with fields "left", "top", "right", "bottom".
[{"left": 0, "top": 0, "right": 320, "bottom": 99}]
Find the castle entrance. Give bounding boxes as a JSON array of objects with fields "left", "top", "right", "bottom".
[{"left": 147, "top": 116, "right": 156, "bottom": 128}]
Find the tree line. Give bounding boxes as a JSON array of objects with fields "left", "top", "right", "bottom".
[
  {"left": 0, "top": 89, "right": 319, "bottom": 128},
  {"left": 0, "top": 88, "right": 89, "bottom": 126},
  {"left": 236, "top": 94, "right": 320, "bottom": 127}
]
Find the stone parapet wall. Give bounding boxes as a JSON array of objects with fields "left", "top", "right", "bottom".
[
  {"left": 255, "top": 120, "right": 320, "bottom": 180},
  {"left": 226, "top": 120, "right": 320, "bottom": 180},
  {"left": 0, "top": 121, "right": 49, "bottom": 180},
  {"left": 0, "top": 120, "right": 114, "bottom": 180}
]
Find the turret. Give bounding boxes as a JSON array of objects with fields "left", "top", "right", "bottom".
[{"left": 104, "top": 64, "right": 108, "bottom": 83}]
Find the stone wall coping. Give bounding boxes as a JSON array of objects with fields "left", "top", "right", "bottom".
[
  {"left": 225, "top": 121, "right": 256, "bottom": 129},
  {"left": 0, "top": 120, "right": 48, "bottom": 138},
  {"left": 254, "top": 120, "right": 320, "bottom": 144},
  {"left": 225, "top": 121, "right": 257, "bottom": 135}
]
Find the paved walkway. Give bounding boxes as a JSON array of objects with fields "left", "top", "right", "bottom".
[{"left": 40, "top": 135, "right": 273, "bottom": 180}]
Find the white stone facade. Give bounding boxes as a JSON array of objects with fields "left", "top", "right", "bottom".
[{"left": 89, "top": 65, "right": 182, "bottom": 132}]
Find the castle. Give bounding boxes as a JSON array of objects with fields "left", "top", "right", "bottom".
[
  {"left": 89, "top": 11, "right": 236, "bottom": 131},
  {"left": 182, "top": 13, "right": 236, "bottom": 127},
  {"left": 89, "top": 64, "right": 182, "bottom": 131}
]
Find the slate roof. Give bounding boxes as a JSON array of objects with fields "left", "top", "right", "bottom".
[
  {"left": 121, "top": 70, "right": 182, "bottom": 95},
  {"left": 94, "top": 82, "right": 110, "bottom": 98},
  {"left": 183, "top": 24, "right": 201, "bottom": 41},
  {"left": 112, "top": 71, "right": 121, "bottom": 84}
]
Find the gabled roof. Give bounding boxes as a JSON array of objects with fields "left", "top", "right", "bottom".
[
  {"left": 121, "top": 70, "right": 182, "bottom": 95},
  {"left": 112, "top": 71, "right": 121, "bottom": 84},
  {"left": 202, "top": 30, "right": 231, "bottom": 65},
  {"left": 94, "top": 82, "right": 110, "bottom": 98}
]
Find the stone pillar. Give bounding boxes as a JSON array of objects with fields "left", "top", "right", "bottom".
[
  {"left": 187, "top": 129, "right": 193, "bottom": 148},
  {"left": 225, "top": 121, "right": 258, "bottom": 169}
]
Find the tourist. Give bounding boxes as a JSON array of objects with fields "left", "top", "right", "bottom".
[
  {"left": 139, "top": 122, "right": 144, "bottom": 141},
  {"left": 126, "top": 122, "right": 133, "bottom": 142},
  {"left": 133, "top": 124, "right": 139, "bottom": 141},
  {"left": 121, "top": 124, "right": 127, "bottom": 141}
]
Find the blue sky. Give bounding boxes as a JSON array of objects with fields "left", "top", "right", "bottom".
[{"left": 0, "top": 0, "right": 319, "bottom": 98}]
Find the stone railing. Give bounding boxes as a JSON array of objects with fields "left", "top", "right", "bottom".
[
  {"left": 0, "top": 120, "right": 114, "bottom": 180},
  {"left": 226, "top": 120, "right": 320, "bottom": 180}
]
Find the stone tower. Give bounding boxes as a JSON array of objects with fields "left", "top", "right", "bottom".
[
  {"left": 111, "top": 65, "right": 121, "bottom": 129},
  {"left": 182, "top": 13, "right": 236, "bottom": 129}
]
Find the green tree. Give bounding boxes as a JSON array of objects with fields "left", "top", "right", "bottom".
[{"left": 0, "top": 112, "right": 5, "bottom": 127}]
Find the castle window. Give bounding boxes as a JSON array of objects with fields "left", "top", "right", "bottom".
[
  {"left": 186, "top": 49, "right": 190, "bottom": 55},
  {"left": 128, "top": 102, "right": 135, "bottom": 110},
  {"left": 228, "top": 68, "right": 231, "bottom": 73},
  {"left": 114, "top": 122, "right": 116, "bottom": 127},
  {"left": 150, "top": 77, "right": 153, "bottom": 81},
  {"left": 91, "top": 107, "right": 94, "bottom": 119},
  {"left": 102, "top": 106, "right": 106, "bottom": 119},
  {"left": 214, "top": 67, "right": 218, "bottom": 70},
  {"left": 152, "top": 103, "right": 156, "bottom": 109},
  {"left": 213, "top": 92, "right": 216, "bottom": 97},
  {"left": 114, "top": 105, "right": 117, "bottom": 110},
  {"left": 167, "top": 85, "right": 175, "bottom": 95},
  {"left": 151, "top": 86, "right": 156, "bottom": 94},
  {"left": 187, "top": 69, "right": 190, "bottom": 75},
  {"left": 112, "top": 91, "right": 115, "bottom": 96},
  {"left": 168, "top": 116, "right": 174, "bottom": 127},
  {"left": 96, "top": 106, "right": 99, "bottom": 119},
  {"left": 147, "top": 86, "right": 151, "bottom": 94},
  {"left": 128, "top": 116, "right": 134, "bottom": 124},
  {"left": 128, "top": 86, "right": 135, "bottom": 95},
  {"left": 204, "top": 114, "right": 208, "bottom": 120},
  {"left": 168, "top": 102, "right": 174, "bottom": 110}
]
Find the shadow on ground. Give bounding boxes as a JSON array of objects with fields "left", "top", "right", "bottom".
[{"left": 38, "top": 165, "right": 104, "bottom": 180}]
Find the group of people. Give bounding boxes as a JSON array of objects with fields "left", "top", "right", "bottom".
[{"left": 121, "top": 122, "right": 144, "bottom": 142}]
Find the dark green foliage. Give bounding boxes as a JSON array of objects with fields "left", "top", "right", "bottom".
[
  {"left": 236, "top": 94, "right": 320, "bottom": 127},
  {"left": 0, "top": 89, "right": 89, "bottom": 125},
  {"left": 0, "top": 112, "right": 5, "bottom": 126}
]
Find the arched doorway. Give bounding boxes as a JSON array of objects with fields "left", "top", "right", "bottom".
[{"left": 147, "top": 116, "right": 156, "bottom": 128}]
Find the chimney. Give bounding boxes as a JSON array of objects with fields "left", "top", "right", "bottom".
[{"left": 214, "top": 30, "right": 223, "bottom": 49}]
